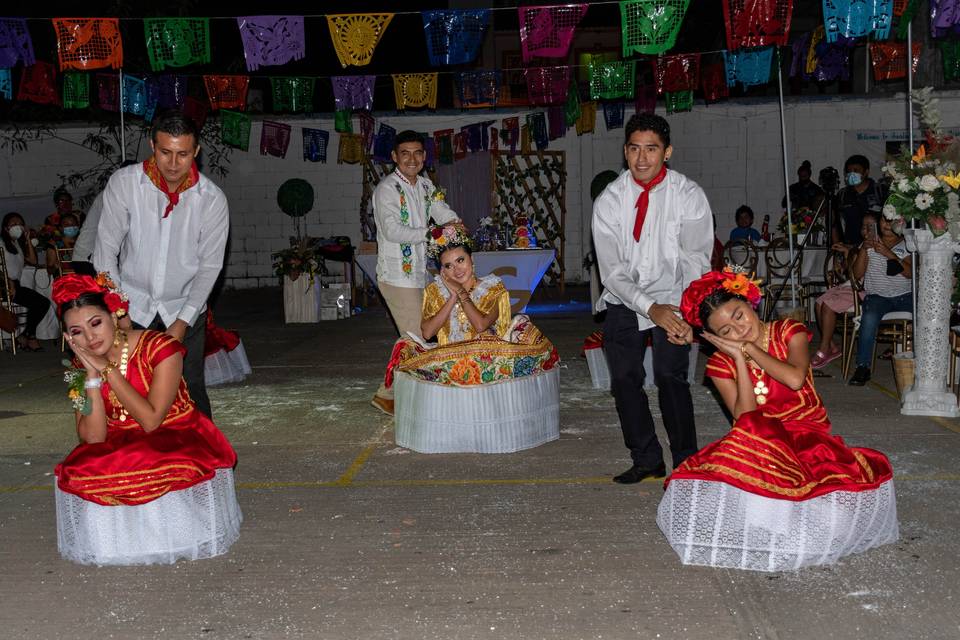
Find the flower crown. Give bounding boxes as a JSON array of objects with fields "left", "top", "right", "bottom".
[
  {"left": 426, "top": 223, "right": 473, "bottom": 260},
  {"left": 52, "top": 272, "right": 129, "bottom": 318},
  {"left": 679, "top": 266, "right": 763, "bottom": 328}
]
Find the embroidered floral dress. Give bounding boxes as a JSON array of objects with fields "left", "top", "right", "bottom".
[{"left": 56, "top": 331, "right": 237, "bottom": 506}]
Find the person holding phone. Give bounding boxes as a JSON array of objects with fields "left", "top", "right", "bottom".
[{"left": 848, "top": 212, "right": 912, "bottom": 386}]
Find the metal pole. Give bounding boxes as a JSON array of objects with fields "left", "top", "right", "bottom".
[
  {"left": 119, "top": 69, "right": 126, "bottom": 163},
  {"left": 907, "top": 25, "right": 918, "bottom": 323},
  {"left": 776, "top": 49, "right": 797, "bottom": 307},
  {"left": 865, "top": 42, "right": 871, "bottom": 94}
]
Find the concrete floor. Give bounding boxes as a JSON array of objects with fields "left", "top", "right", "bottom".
[{"left": 1, "top": 285, "right": 958, "bottom": 640}]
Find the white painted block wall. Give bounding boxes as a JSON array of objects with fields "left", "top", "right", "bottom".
[{"left": 2, "top": 91, "right": 958, "bottom": 289}]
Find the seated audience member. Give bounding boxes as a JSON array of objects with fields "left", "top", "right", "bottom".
[
  {"left": 46, "top": 187, "right": 74, "bottom": 227},
  {"left": 728, "top": 205, "right": 762, "bottom": 243},
  {"left": 1, "top": 212, "right": 50, "bottom": 351},
  {"left": 781, "top": 160, "right": 825, "bottom": 211},
  {"left": 847, "top": 213, "right": 912, "bottom": 385},
  {"left": 46, "top": 212, "right": 81, "bottom": 276}
]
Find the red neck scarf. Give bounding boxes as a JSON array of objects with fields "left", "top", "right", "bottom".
[
  {"left": 632, "top": 165, "right": 667, "bottom": 241},
  {"left": 143, "top": 157, "right": 200, "bottom": 218}
]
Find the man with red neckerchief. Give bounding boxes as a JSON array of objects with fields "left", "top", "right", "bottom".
[
  {"left": 93, "top": 110, "right": 229, "bottom": 418},
  {"left": 592, "top": 113, "right": 714, "bottom": 484}
]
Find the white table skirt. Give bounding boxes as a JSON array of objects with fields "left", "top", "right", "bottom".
[{"left": 356, "top": 249, "right": 555, "bottom": 314}]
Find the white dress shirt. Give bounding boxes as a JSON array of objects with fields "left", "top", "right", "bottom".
[
  {"left": 592, "top": 169, "right": 714, "bottom": 331},
  {"left": 373, "top": 171, "right": 458, "bottom": 288},
  {"left": 93, "top": 164, "right": 230, "bottom": 328},
  {"left": 72, "top": 191, "right": 103, "bottom": 263}
]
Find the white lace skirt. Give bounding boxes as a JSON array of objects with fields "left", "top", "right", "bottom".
[
  {"left": 55, "top": 468, "right": 243, "bottom": 566},
  {"left": 204, "top": 342, "right": 252, "bottom": 386},
  {"left": 657, "top": 478, "right": 899, "bottom": 572},
  {"left": 394, "top": 368, "right": 560, "bottom": 453}
]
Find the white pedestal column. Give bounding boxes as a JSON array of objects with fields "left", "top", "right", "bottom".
[{"left": 901, "top": 229, "right": 960, "bottom": 417}]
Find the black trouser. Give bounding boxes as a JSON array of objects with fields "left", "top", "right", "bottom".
[
  {"left": 12, "top": 282, "right": 51, "bottom": 338},
  {"left": 134, "top": 313, "right": 211, "bottom": 418},
  {"left": 603, "top": 303, "right": 698, "bottom": 469}
]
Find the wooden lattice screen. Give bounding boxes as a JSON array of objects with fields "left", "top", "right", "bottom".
[{"left": 491, "top": 151, "right": 566, "bottom": 290}]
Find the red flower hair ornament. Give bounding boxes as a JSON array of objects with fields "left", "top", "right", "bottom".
[
  {"left": 52, "top": 272, "right": 129, "bottom": 318},
  {"left": 679, "top": 266, "right": 762, "bottom": 329}
]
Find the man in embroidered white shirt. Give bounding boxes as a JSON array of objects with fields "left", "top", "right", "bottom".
[
  {"left": 370, "top": 130, "right": 459, "bottom": 414},
  {"left": 93, "top": 110, "right": 229, "bottom": 418},
  {"left": 592, "top": 113, "right": 714, "bottom": 484}
]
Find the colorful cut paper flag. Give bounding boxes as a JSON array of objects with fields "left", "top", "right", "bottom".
[
  {"left": 334, "top": 109, "right": 353, "bottom": 133},
  {"left": 96, "top": 73, "right": 118, "bottom": 111},
  {"left": 700, "top": 62, "right": 729, "bottom": 102},
  {"left": 930, "top": 0, "right": 960, "bottom": 38},
  {"left": 62, "top": 72, "right": 90, "bottom": 109},
  {"left": 589, "top": 60, "right": 636, "bottom": 100},
  {"left": 722, "top": 0, "right": 794, "bottom": 50},
  {"left": 222, "top": 110, "right": 251, "bottom": 151},
  {"left": 18, "top": 61, "right": 59, "bottom": 106},
  {"left": 338, "top": 133, "right": 364, "bottom": 164},
  {"left": 548, "top": 106, "right": 566, "bottom": 139},
  {"left": 0, "top": 68, "right": 12, "bottom": 100},
  {"left": 456, "top": 70, "right": 499, "bottom": 107},
  {"left": 422, "top": 9, "right": 490, "bottom": 66},
  {"left": 453, "top": 131, "right": 468, "bottom": 160},
  {"left": 271, "top": 76, "right": 314, "bottom": 112},
  {"left": 183, "top": 96, "right": 210, "bottom": 131},
  {"left": 303, "top": 127, "right": 329, "bottom": 163},
  {"left": 358, "top": 112, "right": 375, "bottom": 154},
  {"left": 372, "top": 123, "right": 397, "bottom": 163},
  {"left": 869, "top": 41, "right": 921, "bottom": 80},
  {"left": 435, "top": 129, "right": 454, "bottom": 164},
  {"left": 327, "top": 14, "right": 394, "bottom": 68},
  {"left": 525, "top": 66, "right": 570, "bottom": 106},
  {"left": 52, "top": 18, "right": 123, "bottom": 71},
  {"left": 260, "top": 120, "right": 291, "bottom": 158},
  {"left": 144, "top": 18, "right": 212, "bottom": 71},
  {"left": 602, "top": 102, "right": 626, "bottom": 130},
  {"left": 939, "top": 39, "right": 960, "bottom": 81},
  {"left": 722, "top": 47, "right": 774, "bottom": 87},
  {"left": 635, "top": 79, "right": 657, "bottom": 114},
  {"left": 527, "top": 112, "right": 549, "bottom": 150},
  {"left": 654, "top": 53, "right": 701, "bottom": 94},
  {"left": 236, "top": 16, "right": 305, "bottom": 72},
  {"left": 576, "top": 101, "right": 597, "bottom": 135},
  {"left": 665, "top": 90, "right": 694, "bottom": 113},
  {"left": 620, "top": 0, "right": 690, "bottom": 56},
  {"left": 822, "top": 0, "right": 893, "bottom": 42},
  {"left": 204, "top": 75, "right": 249, "bottom": 111},
  {"left": 0, "top": 18, "right": 35, "bottom": 67},
  {"left": 392, "top": 73, "right": 438, "bottom": 110},
  {"left": 519, "top": 4, "right": 589, "bottom": 63},
  {"left": 565, "top": 82, "right": 582, "bottom": 125},
  {"left": 332, "top": 75, "right": 376, "bottom": 112},
  {"left": 123, "top": 74, "right": 147, "bottom": 115}
]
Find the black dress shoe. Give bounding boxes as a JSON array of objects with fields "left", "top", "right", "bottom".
[
  {"left": 613, "top": 463, "right": 667, "bottom": 484},
  {"left": 848, "top": 365, "right": 871, "bottom": 386}
]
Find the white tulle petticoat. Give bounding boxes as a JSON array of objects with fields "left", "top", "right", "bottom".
[
  {"left": 204, "top": 341, "right": 252, "bottom": 386},
  {"left": 55, "top": 468, "right": 243, "bottom": 566},
  {"left": 657, "top": 478, "right": 899, "bottom": 572},
  {"left": 394, "top": 368, "right": 560, "bottom": 453}
]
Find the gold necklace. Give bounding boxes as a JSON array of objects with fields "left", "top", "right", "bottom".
[
  {"left": 454, "top": 277, "right": 478, "bottom": 335},
  {"left": 747, "top": 323, "right": 770, "bottom": 406},
  {"left": 108, "top": 332, "right": 130, "bottom": 422}
]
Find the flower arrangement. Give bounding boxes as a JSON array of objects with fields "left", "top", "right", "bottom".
[
  {"left": 272, "top": 239, "right": 321, "bottom": 282},
  {"left": 426, "top": 222, "right": 472, "bottom": 260},
  {"left": 471, "top": 216, "right": 503, "bottom": 251},
  {"left": 63, "top": 359, "right": 92, "bottom": 415},
  {"left": 777, "top": 207, "right": 824, "bottom": 238}
]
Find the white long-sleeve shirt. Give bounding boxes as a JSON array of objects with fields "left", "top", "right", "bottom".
[
  {"left": 373, "top": 171, "right": 458, "bottom": 288},
  {"left": 592, "top": 169, "right": 714, "bottom": 331},
  {"left": 93, "top": 164, "right": 230, "bottom": 328},
  {"left": 72, "top": 191, "right": 103, "bottom": 263}
]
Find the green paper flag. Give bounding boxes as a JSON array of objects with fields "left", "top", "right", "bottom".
[
  {"left": 334, "top": 109, "right": 353, "bottom": 133},
  {"left": 620, "top": 0, "right": 690, "bottom": 56},
  {"left": 271, "top": 77, "right": 315, "bottom": 113},
  {"left": 564, "top": 82, "right": 582, "bottom": 125},
  {"left": 221, "top": 110, "right": 251, "bottom": 151},
  {"left": 143, "top": 18, "right": 211, "bottom": 72},
  {"left": 665, "top": 90, "right": 693, "bottom": 114},
  {"left": 589, "top": 60, "right": 636, "bottom": 100},
  {"left": 62, "top": 72, "right": 90, "bottom": 110},
  {"left": 940, "top": 40, "right": 960, "bottom": 82}
]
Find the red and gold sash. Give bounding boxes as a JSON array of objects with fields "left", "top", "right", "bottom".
[{"left": 143, "top": 156, "right": 199, "bottom": 218}]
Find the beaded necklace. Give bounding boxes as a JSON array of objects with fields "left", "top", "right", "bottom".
[
  {"left": 107, "top": 332, "right": 130, "bottom": 422},
  {"left": 746, "top": 323, "right": 771, "bottom": 406}
]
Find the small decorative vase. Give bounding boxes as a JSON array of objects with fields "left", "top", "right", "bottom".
[{"left": 901, "top": 228, "right": 960, "bottom": 417}]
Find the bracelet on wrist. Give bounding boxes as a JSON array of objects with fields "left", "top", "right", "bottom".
[
  {"left": 100, "top": 362, "right": 117, "bottom": 378},
  {"left": 739, "top": 341, "right": 751, "bottom": 361},
  {"left": 84, "top": 377, "right": 103, "bottom": 389}
]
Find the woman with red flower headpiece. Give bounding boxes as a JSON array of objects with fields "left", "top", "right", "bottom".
[
  {"left": 657, "top": 268, "right": 898, "bottom": 571},
  {"left": 50, "top": 273, "right": 241, "bottom": 566}
]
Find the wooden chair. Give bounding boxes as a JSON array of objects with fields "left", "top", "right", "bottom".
[
  {"left": 722, "top": 239, "right": 759, "bottom": 275},
  {"left": 55, "top": 246, "right": 75, "bottom": 276},
  {"left": 949, "top": 328, "right": 960, "bottom": 402},
  {"left": 762, "top": 237, "right": 806, "bottom": 321},
  {"left": 841, "top": 269, "right": 913, "bottom": 378}
]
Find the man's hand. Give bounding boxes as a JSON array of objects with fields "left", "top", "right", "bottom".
[
  {"left": 165, "top": 319, "right": 189, "bottom": 342},
  {"left": 648, "top": 303, "right": 693, "bottom": 345}
]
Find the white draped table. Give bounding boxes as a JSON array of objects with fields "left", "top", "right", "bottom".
[{"left": 356, "top": 249, "right": 555, "bottom": 314}]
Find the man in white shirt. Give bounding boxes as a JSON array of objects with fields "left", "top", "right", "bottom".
[
  {"left": 592, "top": 113, "right": 714, "bottom": 483},
  {"left": 93, "top": 110, "right": 229, "bottom": 418},
  {"left": 370, "top": 130, "right": 459, "bottom": 414}
]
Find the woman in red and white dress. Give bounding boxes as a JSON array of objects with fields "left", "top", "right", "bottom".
[
  {"left": 52, "top": 273, "right": 241, "bottom": 565},
  {"left": 657, "top": 268, "right": 898, "bottom": 571}
]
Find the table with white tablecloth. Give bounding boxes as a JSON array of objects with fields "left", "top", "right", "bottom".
[
  {"left": 754, "top": 246, "right": 828, "bottom": 282},
  {"left": 355, "top": 249, "right": 555, "bottom": 314}
]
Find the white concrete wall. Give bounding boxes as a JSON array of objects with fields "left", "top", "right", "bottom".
[{"left": 3, "top": 90, "right": 959, "bottom": 289}]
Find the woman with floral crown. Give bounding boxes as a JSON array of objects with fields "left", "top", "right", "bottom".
[
  {"left": 51, "top": 273, "right": 241, "bottom": 566},
  {"left": 382, "top": 223, "right": 560, "bottom": 453},
  {"left": 656, "top": 268, "right": 898, "bottom": 571}
]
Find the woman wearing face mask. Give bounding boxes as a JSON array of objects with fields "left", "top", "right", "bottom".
[
  {"left": 45, "top": 212, "right": 81, "bottom": 276},
  {"left": 1, "top": 212, "right": 49, "bottom": 351}
]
